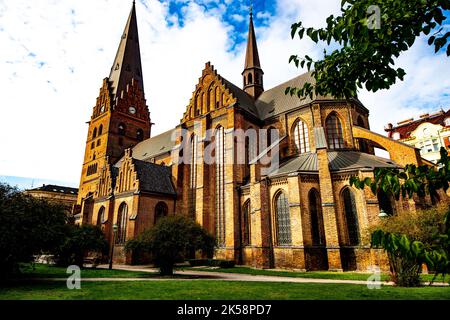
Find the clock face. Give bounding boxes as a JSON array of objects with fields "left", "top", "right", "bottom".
[{"left": 129, "top": 106, "right": 137, "bottom": 115}]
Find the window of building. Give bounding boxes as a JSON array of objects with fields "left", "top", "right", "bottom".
[
  {"left": 97, "top": 207, "right": 106, "bottom": 226},
  {"left": 215, "top": 126, "right": 226, "bottom": 246},
  {"left": 342, "top": 188, "right": 360, "bottom": 246},
  {"left": 293, "top": 120, "right": 310, "bottom": 154},
  {"left": 91, "top": 142, "right": 95, "bottom": 150},
  {"left": 137, "top": 129, "right": 144, "bottom": 142},
  {"left": 116, "top": 203, "right": 128, "bottom": 244},
  {"left": 118, "top": 123, "right": 126, "bottom": 136},
  {"left": 423, "top": 127, "right": 430, "bottom": 136},
  {"left": 154, "top": 202, "right": 168, "bottom": 225},
  {"left": 242, "top": 200, "right": 251, "bottom": 246},
  {"left": 97, "top": 140, "right": 101, "bottom": 147},
  {"left": 377, "top": 190, "right": 395, "bottom": 216},
  {"left": 274, "top": 191, "right": 292, "bottom": 246},
  {"left": 93, "top": 127, "right": 98, "bottom": 139},
  {"left": 98, "top": 125, "right": 103, "bottom": 136},
  {"left": 189, "top": 134, "right": 198, "bottom": 217},
  {"left": 326, "top": 114, "right": 344, "bottom": 149},
  {"left": 248, "top": 73, "right": 253, "bottom": 85}
]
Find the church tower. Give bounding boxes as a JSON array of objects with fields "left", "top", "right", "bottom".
[
  {"left": 242, "top": 7, "right": 264, "bottom": 99},
  {"left": 77, "top": 1, "right": 151, "bottom": 203}
]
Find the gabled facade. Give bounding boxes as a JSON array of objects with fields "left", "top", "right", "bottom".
[{"left": 77, "top": 4, "right": 448, "bottom": 269}]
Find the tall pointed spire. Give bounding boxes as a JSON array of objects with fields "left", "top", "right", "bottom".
[
  {"left": 109, "top": 1, "right": 144, "bottom": 97},
  {"left": 242, "top": 5, "right": 264, "bottom": 99}
]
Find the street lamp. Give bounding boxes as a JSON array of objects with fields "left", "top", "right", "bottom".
[
  {"left": 378, "top": 209, "right": 389, "bottom": 218},
  {"left": 109, "top": 224, "right": 118, "bottom": 270}
]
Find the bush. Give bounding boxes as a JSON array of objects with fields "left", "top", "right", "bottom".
[
  {"left": 54, "top": 224, "right": 108, "bottom": 267},
  {"left": 371, "top": 207, "right": 449, "bottom": 286},
  {"left": 126, "top": 215, "right": 215, "bottom": 275},
  {"left": 0, "top": 183, "right": 68, "bottom": 279}
]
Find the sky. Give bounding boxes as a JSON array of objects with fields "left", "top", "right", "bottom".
[{"left": 0, "top": 0, "right": 449, "bottom": 189}]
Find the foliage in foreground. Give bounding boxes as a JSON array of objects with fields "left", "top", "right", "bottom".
[
  {"left": 0, "top": 183, "right": 68, "bottom": 278},
  {"left": 351, "top": 148, "right": 450, "bottom": 286},
  {"left": 287, "top": 0, "right": 449, "bottom": 100},
  {"left": 125, "top": 215, "right": 215, "bottom": 275}
]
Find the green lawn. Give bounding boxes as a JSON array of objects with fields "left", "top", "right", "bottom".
[
  {"left": 1, "top": 280, "right": 449, "bottom": 300},
  {"left": 17, "top": 264, "right": 156, "bottom": 279},
  {"left": 178, "top": 266, "right": 448, "bottom": 283}
]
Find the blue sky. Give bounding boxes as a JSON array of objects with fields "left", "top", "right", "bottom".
[{"left": 0, "top": 0, "right": 449, "bottom": 189}]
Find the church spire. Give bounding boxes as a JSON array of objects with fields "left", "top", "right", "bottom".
[
  {"left": 109, "top": 1, "right": 144, "bottom": 97},
  {"left": 242, "top": 4, "right": 264, "bottom": 99}
]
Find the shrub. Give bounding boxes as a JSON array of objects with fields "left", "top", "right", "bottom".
[
  {"left": 370, "top": 207, "right": 449, "bottom": 286},
  {"left": 54, "top": 224, "right": 108, "bottom": 267},
  {"left": 0, "top": 183, "right": 68, "bottom": 279},
  {"left": 126, "top": 215, "right": 215, "bottom": 275}
]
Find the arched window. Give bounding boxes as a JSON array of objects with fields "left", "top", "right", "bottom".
[
  {"left": 91, "top": 142, "right": 95, "bottom": 150},
  {"left": 93, "top": 127, "right": 98, "bottom": 139},
  {"left": 242, "top": 200, "right": 251, "bottom": 246},
  {"left": 215, "top": 126, "right": 226, "bottom": 246},
  {"left": 118, "top": 123, "right": 126, "bottom": 136},
  {"left": 154, "top": 202, "right": 168, "bottom": 225},
  {"left": 248, "top": 73, "right": 253, "bottom": 85},
  {"left": 275, "top": 191, "right": 292, "bottom": 246},
  {"left": 209, "top": 88, "right": 215, "bottom": 112},
  {"left": 116, "top": 203, "right": 128, "bottom": 244},
  {"left": 97, "top": 206, "right": 106, "bottom": 226},
  {"left": 97, "top": 140, "right": 101, "bottom": 147},
  {"left": 309, "top": 189, "right": 326, "bottom": 246},
  {"left": 293, "top": 120, "right": 310, "bottom": 154},
  {"left": 189, "top": 134, "right": 198, "bottom": 217},
  {"left": 326, "top": 114, "right": 344, "bottom": 149},
  {"left": 342, "top": 188, "right": 360, "bottom": 246},
  {"left": 357, "top": 116, "right": 365, "bottom": 128},
  {"left": 137, "top": 129, "right": 144, "bottom": 142},
  {"left": 98, "top": 125, "right": 103, "bottom": 136},
  {"left": 377, "top": 190, "right": 396, "bottom": 216}
]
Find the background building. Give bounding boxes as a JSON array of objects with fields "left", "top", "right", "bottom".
[
  {"left": 385, "top": 109, "right": 450, "bottom": 163},
  {"left": 24, "top": 184, "right": 78, "bottom": 215}
]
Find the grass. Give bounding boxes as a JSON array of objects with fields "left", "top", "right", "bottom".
[
  {"left": 1, "top": 280, "right": 449, "bottom": 300},
  {"left": 17, "top": 264, "right": 156, "bottom": 279},
  {"left": 177, "top": 266, "right": 449, "bottom": 283}
]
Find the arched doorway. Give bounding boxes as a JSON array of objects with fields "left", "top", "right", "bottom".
[
  {"left": 97, "top": 206, "right": 106, "bottom": 227},
  {"left": 306, "top": 189, "right": 328, "bottom": 271},
  {"left": 341, "top": 188, "right": 360, "bottom": 271}
]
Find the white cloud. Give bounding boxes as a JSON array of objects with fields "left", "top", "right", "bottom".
[{"left": 0, "top": 0, "right": 448, "bottom": 185}]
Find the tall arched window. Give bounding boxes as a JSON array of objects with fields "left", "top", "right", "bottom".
[
  {"left": 275, "top": 191, "right": 292, "bottom": 246},
  {"left": 118, "top": 123, "right": 126, "bottom": 136},
  {"left": 342, "top": 188, "right": 360, "bottom": 246},
  {"left": 209, "top": 88, "right": 215, "bottom": 111},
  {"left": 215, "top": 126, "right": 226, "bottom": 246},
  {"left": 242, "top": 201, "right": 251, "bottom": 246},
  {"left": 93, "top": 127, "right": 98, "bottom": 139},
  {"left": 98, "top": 125, "right": 103, "bottom": 136},
  {"left": 293, "top": 120, "right": 310, "bottom": 154},
  {"left": 137, "top": 129, "right": 144, "bottom": 142},
  {"left": 189, "top": 134, "right": 198, "bottom": 217},
  {"left": 309, "top": 189, "right": 326, "bottom": 246},
  {"left": 155, "top": 202, "right": 168, "bottom": 225},
  {"left": 97, "top": 206, "right": 105, "bottom": 226},
  {"left": 116, "top": 203, "right": 128, "bottom": 244},
  {"left": 248, "top": 73, "right": 253, "bottom": 84},
  {"left": 326, "top": 114, "right": 344, "bottom": 149}
]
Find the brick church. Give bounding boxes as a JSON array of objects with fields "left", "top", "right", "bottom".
[{"left": 75, "top": 2, "right": 445, "bottom": 271}]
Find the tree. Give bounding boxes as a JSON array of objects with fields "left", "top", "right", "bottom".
[
  {"left": 54, "top": 224, "right": 108, "bottom": 267},
  {"left": 125, "top": 215, "right": 215, "bottom": 276},
  {"left": 287, "top": 0, "right": 450, "bottom": 100},
  {"left": 0, "top": 183, "right": 68, "bottom": 278},
  {"left": 350, "top": 148, "right": 450, "bottom": 286}
]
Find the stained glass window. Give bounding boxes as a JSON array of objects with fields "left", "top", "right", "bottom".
[
  {"left": 275, "top": 191, "right": 292, "bottom": 246},
  {"left": 215, "top": 127, "right": 226, "bottom": 246},
  {"left": 116, "top": 203, "right": 128, "bottom": 244},
  {"left": 342, "top": 188, "right": 360, "bottom": 246}
]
